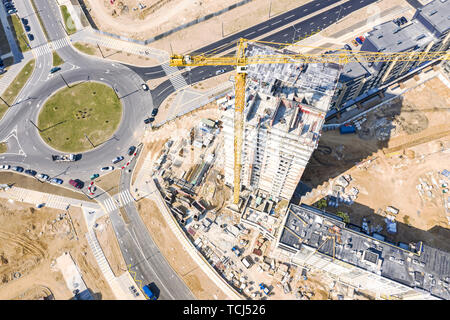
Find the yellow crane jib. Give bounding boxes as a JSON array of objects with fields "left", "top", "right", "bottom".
[{"left": 169, "top": 38, "right": 450, "bottom": 205}]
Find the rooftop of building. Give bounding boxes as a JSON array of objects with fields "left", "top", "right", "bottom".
[
  {"left": 339, "top": 60, "right": 372, "bottom": 83},
  {"left": 278, "top": 203, "right": 450, "bottom": 300},
  {"left": 415, "top": 0, "right": 450, "bottom": 35},
  {"left": 245, "top": 43, "right": 341, "bottom": 112},
  {"left": 362, "top": 20, "right": 435, "bottom": 53}
]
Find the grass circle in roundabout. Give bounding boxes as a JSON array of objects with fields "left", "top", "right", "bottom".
[{"left": 37, "top": 82, "right": 122, "bottom": 153}]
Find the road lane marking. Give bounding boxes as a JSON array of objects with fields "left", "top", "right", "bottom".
[
  {"left": 285, "top": 14, "right": 295, "bottom": 20},
  {"left": 271, "top": 20, "right": 282, "bottom": 25},
  {"left": 258, "top": 25, "right": 269, "bottom": 31}
]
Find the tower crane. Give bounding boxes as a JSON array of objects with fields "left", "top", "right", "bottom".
[{"left": 170, "top": 38, "right": 449, "bottom": 204}]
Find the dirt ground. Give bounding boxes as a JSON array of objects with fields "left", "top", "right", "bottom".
[
  {"left": 85, "top": 0, "right": 309, "bottom": 53},
  {"left": 73, "top": 41, "right": 159, "bottom": 66},
  {"left": 302, "top": 75, "right": 450, "bottom": 251},
  {"left": 95, "top": 169, "right": 121, "bottom": 196},
  {"left": 0, "top": 199, "right": 114, "bottom": 300},
  {"left": 0, "top": 172, "right": 96, "bottom": 202},
  {"left": 136, "top": 198, "right": 228, "bottom": 299},
  {"left": 94, "top": 215, "right": 127, "bottom": 277}
]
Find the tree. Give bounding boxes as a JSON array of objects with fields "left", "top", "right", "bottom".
[
  {"left": 336, "top": 211, "right": 350, "bottom": 224},
  {"left": 316, "top": 198, "right": 327, "bottom": 210}
]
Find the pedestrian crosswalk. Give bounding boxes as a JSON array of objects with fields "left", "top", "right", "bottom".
[
  {"left": 119, "top": 190, "right": 134, "bottom": 206},
  {"left": 161, "top": 62, "right": 189, "bottom": 90},
  {"left": 102, "top": 197, "right": 119, "bottom": 213},
  {"left": 32, "top": 38, "right": 70, "bottom": 58},
  {"left": 85, "top": 230, "right": 116, "bottom": 283}
]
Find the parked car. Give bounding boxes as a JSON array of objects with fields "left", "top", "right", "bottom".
[
  {"left": 400, "top": 16, "right": 407, "bottom": 24},
  {"left": 50, "top": 66, "right": 61, "bottom": 74},
  {"left": 142, "top": 83, "right": 149, "bottom": 91},
  {"left": 25, "top": 169, "right": 37, "bottom": 176},
  {"left": 358, "top": 36, "right": 365, "bottom": 43},
  {"left": 69, "top": 179, "right": 83, "bottom": 189},
  {"left": 127, "top": 146, "right": 136, "bottom": 156},
  {"left": 215, "top": 69, "right": 225, "bottom": 75},
  {"left": 112, "top": 156, "right": 124, "bottom": 164},
  {"left": 101, "top": 166, "right": 114, "bottom": 171},
  {"left": 12, "top": 166, "right": 24, "bottom": 172},
  {"left": 37, "top": 173, "right": 49, "bottom": 180},
  {"left": 393, "top": 18, "right": 401, "bottom": 26},
  {"left": 151, "top": 108, "right": 158, "bottom": 117},
  {"left": 0, "top": 164, "right": 10, "bottom": 170},
  {"left": 355, "top": 37, "right": 363, "bottom": 45},
  {"left": 21, "top": 18, "right": 28, "bottom": 25},
  {"left": 352, "top": 39, "right": 359, "bottom": 46},
  {"left": 24, "top": 25, "right": 30, "bottom": 32},
  {"left": 144, "top": 117, "right": 154, "bottom": 124},
  {"left": 7, "top": 9, "right": 17, "bottom": 15},
  {"left": 50, "top": 178, "right": 63, "bottom": 184},
  {"left": 36, "top": 203, "right": 45, "bottom": 209},
  {"left": 344, "top": 44, "right": 352, "bottom": 51},
  {"left": 27, "top": 33, "right": 34, "bottom": 41},
  {"left": 90, "top": 173, "right": 99, "bottom": 180}
]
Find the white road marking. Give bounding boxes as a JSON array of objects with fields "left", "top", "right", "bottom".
[
  {"left": 271, "top": 20, "right": 282, "bottom": 25},
  {"left": 285, "top": 14, "right": 295, "bottom": 20},
  {"left": 258, "top": 25, "right": 269, "bottom": 31}
]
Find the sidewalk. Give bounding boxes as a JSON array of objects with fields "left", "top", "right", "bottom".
[
  {"left": 0, "top": 185, "right": 99, "bottom": 210},
  {"left": 0, "top": 51, "right": 32, "bottom": 96}
]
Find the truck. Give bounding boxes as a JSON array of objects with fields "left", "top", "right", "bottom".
[
  {"left": 339, "top": 125, "right": 356, "bottom": 134},
  {"left": 142, "top": 285, "right": 157, "bottom": 300},
  {"left": 52, "top": 154, "right": 77, "bottom": 162}
]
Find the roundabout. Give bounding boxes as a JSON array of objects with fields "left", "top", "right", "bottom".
[{"left": 37, "top": 82, "right": 122, "bottom": 153}]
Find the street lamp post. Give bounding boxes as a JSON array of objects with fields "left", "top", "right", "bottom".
[
  {"left": 0, "top": 96, "right": 11, "bottom": 108},
  {"left": 84, "top": 133, "right": 95, "bottom": 148}
]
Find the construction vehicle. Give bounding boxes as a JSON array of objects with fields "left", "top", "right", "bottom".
[
  {"left": 170, "top": 38, "right": 449, "bottom": 204},
  {"left": 52, "top": 154, "right": 77, "bottom": 162}
]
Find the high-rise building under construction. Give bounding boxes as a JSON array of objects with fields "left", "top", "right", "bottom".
[{"left": 222, "top": 43, "right": 341, "bottom": 201}]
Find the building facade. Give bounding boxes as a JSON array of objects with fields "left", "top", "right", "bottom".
[{"left": 222, "top": 43, "right": 341, "bottom": 201}]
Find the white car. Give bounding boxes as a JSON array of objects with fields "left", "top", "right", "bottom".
[
  {"left": 142, "top": 83, "right": 149, "bottom": 91},
  {"left": 101, "top": 166, "right": 114, "bottom": 171},
  {"left": 215, "top": 69, "right": 225, "bottom": 75},
  {"left": 0, "top": 165, "right": 10, "bottom": 170},
  {"left": 37, "top": 173, "right": 49, "bottom": 180}
]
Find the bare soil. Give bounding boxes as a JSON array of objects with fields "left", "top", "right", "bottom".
[
  {"left": 302, "top": 75, "right": 450, "bottom": 252},
  {"left": 94, "top": 215, "right": 127, "bottom": 277},
  {"left": 0, "top": 199, "right": 114, "bottom": 300},
  {"left": 74, "top": 41, "right": 159, "bottom": 66},
  {"left": 95, "top": 170, "right": 121, "bottom": 196}
]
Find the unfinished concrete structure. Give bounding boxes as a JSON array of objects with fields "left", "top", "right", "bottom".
[
  {"left": 274, "top": 203, "right": 450, "bottom": 300},
  {"left": 222, "top": 43, "right": 341, "bottom": 201}
]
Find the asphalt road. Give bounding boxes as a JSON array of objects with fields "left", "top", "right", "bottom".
[{"left": 139, "top": 0, "right": 379, "bottom": 108}]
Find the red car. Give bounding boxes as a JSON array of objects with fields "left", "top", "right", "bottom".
[
  {"left": 69, "top": 179, "right": 83, "bottom": 189},
  {"left": 359, "top": 36, "right": 365, "bottom": 42}
]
